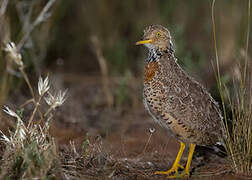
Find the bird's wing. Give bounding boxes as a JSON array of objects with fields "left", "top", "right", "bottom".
[{"left": 159, "top": 54, "right": 222, "bottom": 132}]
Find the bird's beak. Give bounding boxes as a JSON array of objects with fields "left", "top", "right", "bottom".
[{"left": 136, "top": 39, "right": 153, "bottom": 45}]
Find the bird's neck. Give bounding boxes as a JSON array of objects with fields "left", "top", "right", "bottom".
[
  {"left": 147, "top": 48, "right": 162, "bottom": 63},
  {"left": 146, "top": 47, "right": 174, "bottom": 63}
]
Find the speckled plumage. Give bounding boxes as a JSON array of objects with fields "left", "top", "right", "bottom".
[{"left": 139, "top": 25, "right": 223, "bottom": 146}]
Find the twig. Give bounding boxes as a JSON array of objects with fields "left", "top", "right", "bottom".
[
  {"left": 91, "top": 35, "right": 114, "bottom": 108},
  {"left": 16, "top": 1, "right": 37, "bottom": 33},
  {"left": 19, "top": 66, "right": 35, "bottom": 99},
  {"left": 44, "top": 105, "right": 54, "bottom": 117},
  {"left": 17, "top": 0, "right": 56, "bottom": 51},
  {"left": 28, "top": 101, "right": 39, "bottom": 127},
  {"left": 19, "top": 66, "right": 46, "bottom": 126},
  {"left": 20, "top": 98, "right": 35, "bottom": 108},
  {"left": 142, "top": 128, "right": 155, "bottom": 155}
]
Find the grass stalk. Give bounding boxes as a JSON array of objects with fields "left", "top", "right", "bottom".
[
  {"left": 19, "top": 66, "right": 35, "bottom": 100},
  {"left": 28, "top": 96, "right": 41, "bottom": 128},
  {"left": 243, "top": 0, "right": 250, "bottom": 85},
  {"left": 211, "top": 0, "right": 252, "bottom": 176},
  {"left": 44, "top": 105, "right": 54, "bottom": 117},
  {"left": 142, "top": 128, "right": 155, "bottom": 155}
]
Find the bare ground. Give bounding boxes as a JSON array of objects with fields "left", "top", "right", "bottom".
[{"left": 2, "top": 73, "right": 250, "bottom": 180}]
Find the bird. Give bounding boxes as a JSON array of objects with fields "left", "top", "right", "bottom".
[{"left": 136, "top": 25, "right": 223, "bottom": 178}]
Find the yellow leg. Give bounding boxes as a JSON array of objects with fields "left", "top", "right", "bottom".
[
  {"left": 155, "top": 142, "right": 185, "bottom": 176},
  {"left": 155, "top": 142, "right": 196, "bottom": 179},
  {"left": 184, "top": 143, "right": 196, "bottom": 175}
]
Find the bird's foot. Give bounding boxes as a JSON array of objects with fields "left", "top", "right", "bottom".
[
  {"left": 155, "top": 163, "right": 188, "bottom": 178},
  {"left": 167, "top": 171, "right": 189, "bottom": 179}
]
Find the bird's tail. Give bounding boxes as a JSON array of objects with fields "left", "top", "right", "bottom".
[{"left": 212, "top": 141, "right": 227, "bottom": 157}]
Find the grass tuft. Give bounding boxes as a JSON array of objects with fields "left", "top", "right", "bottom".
[
  {"left": 211, "top": 0, "right": 252, "bottom": 176},
  {"left": 1, "top": 40, "right": 67, "bottom": 179}
]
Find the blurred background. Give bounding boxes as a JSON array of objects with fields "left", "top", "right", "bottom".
[{"left": 0, "top": 0, "right": 251, "bottom": 152}]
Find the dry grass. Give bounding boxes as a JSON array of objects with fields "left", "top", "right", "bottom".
[
  {"left": 212, "top": 0, "right": 252, "bottom": 176},
  {"left": 0, "top": 2, "right": 68, "bottom": 178},
  {"left": 0, "top": 0, "right": 57, "bottom": 110},
  {"left": 0, "top": 40, "right": 67, "bottom": 179}
]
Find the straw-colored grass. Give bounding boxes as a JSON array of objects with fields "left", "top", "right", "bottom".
[
  {"left": 211, "top": 0, "right": 252, "bottom": 176},
  {"left": 0, "top": 41, "right": 67, "bottom": 179}
]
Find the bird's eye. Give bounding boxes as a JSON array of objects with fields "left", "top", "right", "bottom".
[{"left": 156, "top": 32, "right": 162, "bottom": 37}]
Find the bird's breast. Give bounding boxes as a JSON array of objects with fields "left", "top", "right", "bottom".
[{"left": 144, "top": 61, "right": 159, "bottom": 83}]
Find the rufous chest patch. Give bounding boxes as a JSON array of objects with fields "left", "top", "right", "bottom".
[{"left": 144, "top": 62, "right": 159, "bottom": 83}]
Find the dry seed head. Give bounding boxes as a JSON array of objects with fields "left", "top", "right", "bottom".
[
  {"left": 4, "top": 42, "right": 23, "bottom": 68},
  {"left": 56, "top": 90, "right": 68, "bottom": 105},
  {"left": 38, "top": 76, "right": 50, "bottom": 96},
  {"left": 149, "top": 127, "right": 155, "bottom": 134},
  {"left": 3, "top": 106, "right": 20, "bottom": 119},
  {"left": 0, "top": 131, "right": 11, "bottom": 144},
  {"left": 2, "top": 106, "right": 27, "bottom": 146},
  {"left": 0, "top": 131, "right": 15, "bottom": 148},
  {"left": 44, "top": 89, "right": 67, "bottom": 109},
  {"left": 14, "top": 122, "right": 26, "bottom": 142}
]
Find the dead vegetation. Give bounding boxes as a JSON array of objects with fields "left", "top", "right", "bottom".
[{"left": 212, "top": 0, "right": 252, "bottom": 177}]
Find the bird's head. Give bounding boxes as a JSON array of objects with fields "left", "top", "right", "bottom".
[{"left": 136, "top": 25, "right": 173, "bottom": 53}]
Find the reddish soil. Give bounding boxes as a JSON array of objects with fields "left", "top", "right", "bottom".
[{"left": 3, "top": 73, "right": 249, "bottom": 180}]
